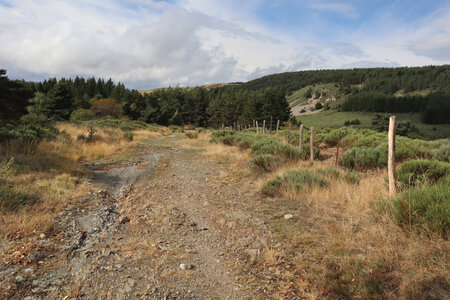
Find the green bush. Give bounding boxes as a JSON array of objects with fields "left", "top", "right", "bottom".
[
  {"left": 251, "top": 154, "right": 281, "bottom": 173},
  {"left": 70, "top": 109, "right": 95, "bottom": 121},
  {"left": 211, "top": 130, "right": 234, "bottom": 138},
  {"left": 339, "top": 147, "right": 385, "bottom": 170},
  {"left": 262, "top": 169, "right": 328, "bottom": 197},
  {"left": 397, "top": 160, "right": 450, "bottom": 188},
  {"left": 392, "top": 182, "right": 449, "bottom": 238},
  {"left": 0, "top": 179, "right": 35, "bottom": 211},
  {"left": 0, "top": 123, "right": 59, "bottom": 143},
  {"left": 431, "top": 143, "right": 450, "bottom": 162}
]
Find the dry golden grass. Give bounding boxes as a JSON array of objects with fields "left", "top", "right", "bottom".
[
  {"left": 0, "top": 122, "right": 161, "bottom": 238},
  {"left": 201, "top": 135, "right": 449, "bottom": 298}
]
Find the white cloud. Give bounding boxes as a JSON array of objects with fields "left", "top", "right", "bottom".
[{"left": 0, "top": 0, "right": 449, "bottom": 89}]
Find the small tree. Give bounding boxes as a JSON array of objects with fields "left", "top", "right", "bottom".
[{"left": 90, "top": 98, "right": 121, "bottom": 118}]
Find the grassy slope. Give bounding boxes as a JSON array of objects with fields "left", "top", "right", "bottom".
[
  {"left": 286, "top": 83, "right": 343, "bottom": 106},
  {"left": 296, "top": 111, "right": 450, "bottom": 140}
]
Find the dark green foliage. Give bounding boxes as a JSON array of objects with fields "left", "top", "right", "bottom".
[
  {"left": 239, "top": 65, "right": 450, "bottom": 97},
  {"left": 342, "top": 92, "right": 450, "bottom": 124},
  {"left": 392, "top": 182, "right": 449, "bottom": 238},
  {"left": 262, "top": 169, "right": 328, "bottom": 197},
  {"left": 344, "top": 119, "right": 360, "bottom": 126},
  {"left": 0, "top": 123, "right": 59, "bottom": 143},
  {"left": 315, "top": 102, "right": 323, "bottom": 110},
  {"left": 211, "top": 130, "right": 234, "bottom": 138},
  {"left": 70, "top": 109, "right": 95, "bottom": 121},
  {"left": 0, "top": 69, "right": 34, "bottom": 121},
  {"left": 397, "top": 160, "right": 450, "bottom": 188},
  {"left": 0, "top": 179, "right": 35, "bottom": 211}
]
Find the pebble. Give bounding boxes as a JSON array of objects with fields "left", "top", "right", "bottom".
[
  {"left": 180, "top": 263, "right": 194, "bottom": 270},
  {"left": 39, "top": 233, "right": 47, "bottom": 239},
  {"left": 15, "top": 275, "right": 25, "bottom": 283},
  {"left": 119, "top": 215, "right": 130, "bottom": 224},
  {"left": 24, "top": 267, "right": 34, "bottom": 274},
  {"left": 284, "top": 214, "right": 294, "bottom": 220}
]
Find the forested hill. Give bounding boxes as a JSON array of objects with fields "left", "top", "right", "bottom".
[{"left": 237, "top": 65, "right": 450, "bottom": 95}]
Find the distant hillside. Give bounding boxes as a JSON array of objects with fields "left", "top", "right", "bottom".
[{"left": 239, "top": 65, "right": 450, "bottom": 95}]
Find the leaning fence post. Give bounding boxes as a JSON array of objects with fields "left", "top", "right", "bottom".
[
  {"left": 256, "top": 120, "right": 259, "bottom": 133},
  {"left": 276, "top": 120, "right": 280, "bottom": 136},
  {"left": 299, "top": 124, "right": 303, "bottom": 150},
  {"left": 388, "top": 116, "right": 397, "bottom": 197},
  {"left": 335, "top": 131, "right": 342, "bottom": 167},
  {"left": 287, "top": 124, "right": 292, "bottom": 144},
  {"left": 310, "top": 127, "right": 314, "bottom": 163},
  {"left": 263, "top": 120, "right": 266, "bottom": 134}
]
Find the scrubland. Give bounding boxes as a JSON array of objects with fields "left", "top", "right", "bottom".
[{"left": 209, "top": 128, "right": 449, "bottom": 299}]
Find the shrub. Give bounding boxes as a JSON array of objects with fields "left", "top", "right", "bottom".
[
  {"left": 397, "top": 160, "right": 450, "bottom": 188},
  {"left": 262, "top": 169, "right": 328, "bottom": 197},
  {"left": 0, "top": 123, "right": 59, "bottom": 143},
  {"left": 339, "top": 147, "right": 385, "bottom": 170},
  {"left": 431, "top": 143, "right": 450, "bottom": 162},
  {"left": 211, "top": 130, "right": 234, "bottom": 138},
  {"left": 70, "top": 109, "right": 95, "bottom": 121},
  {"left": 315, "top": 102, "right": 323, "bottom": 110},
  {"left": 251, "top": 154, "right": 281, "bottom": 173},
  {"left": 392, "top": 182, "right": 449, "bottom": 238}
]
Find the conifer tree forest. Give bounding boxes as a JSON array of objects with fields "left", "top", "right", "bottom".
[{"left": 1, "top": 65, "right": 449, "bottom": 142}]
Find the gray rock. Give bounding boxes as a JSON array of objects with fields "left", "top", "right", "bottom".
[
  {"left": 284, "top": 214, "right": 294, "bottom": 220},
  {"left": 23, "top": 267, "right": 34, "bottom": 274},
  {"left": 15, "top": 275, "right": 25, "bottom": 283},
  {"left": 179, "top": 263, "right": 194, "bottom": 270}
]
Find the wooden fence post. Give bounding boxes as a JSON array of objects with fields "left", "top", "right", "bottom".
[
  {"left": 256, "top": 121, "right": 259, "bottom": 133},
  {"left": 287, "top": 124, "right": 292, "bottom": 144},
  {"left": 253, "top": 120, "right": 255, "bottom": 128},
  {"left": 263, "top": 120, "right": 266, "bottom": 134},
  {"left": 299, "top": 124, "right": 303, "bottom": 150},
  {"left": 276, "top": 120, "right": 280, "bottom": 136},
  {"left": 221, "top": 124, "right": 224, "bottom": 130},
  {"left": 335, "top": 131, "right": 342, "bottom": 167},
  {"left": 269, "top": 116, "right": 273, "bottom": 134},
  {"left": 388, "top": 116, "right": 397, "bottom": 197},
  {"left": 310, "top": 127, "right": 314, "bottom": 163}
]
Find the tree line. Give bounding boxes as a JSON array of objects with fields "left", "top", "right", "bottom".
[
  {"left": 238, "top": 65, "right": 450, "bottom": 96},
  {"left": 0, "top": 69, "right": 290, "bottom": 132},
  {"left": 340, "top": 91, "right": 450, "bottom": 124}
]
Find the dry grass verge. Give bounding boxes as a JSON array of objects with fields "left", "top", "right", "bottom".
[
  {"left": 0, "top": 122, "right": 161, "bottom": 238},
  {"left": 202, "top": 131, "right": 449, "bottom": 299}
]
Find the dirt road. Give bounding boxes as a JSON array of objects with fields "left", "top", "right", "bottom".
[{"left": 1, "top": 134, "right": 278, "bottom": 299}]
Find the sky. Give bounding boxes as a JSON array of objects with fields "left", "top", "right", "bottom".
[{"left": 0, "top": 0, "right": 449, "bottom": 89}]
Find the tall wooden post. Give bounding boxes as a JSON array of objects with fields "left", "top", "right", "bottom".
[
  {"left": 276, "top": 120, "right": 280, "bottom": 136},
  {"left": 388, "top": 116, "right": 397, "bottom": 197},
  {"left": 253, "top": 120, "right": 255, "bottom": 128},
  {"left": 256, "top": 121, "right": 259, "bottom": 133},
  {"left": 299, "top": 124, "right": 303, "bottom": 150},
  {"left": 335, "top": 131, "right": 342, "bottom": 167},
  {"left": 221, "top": 124, "right": 224, "bottom": 130},
  {"left": 287, "top": 124, "right": 292, "bottom": 144},
  {"left": 269, "top": 116, "right": 273, "bottom": 134},
  {"left": 310, "top": 127, "right": 314, "bottom": 163},
  {"left": 263, "top": 120, "right": 266, "bottom": 134}
]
